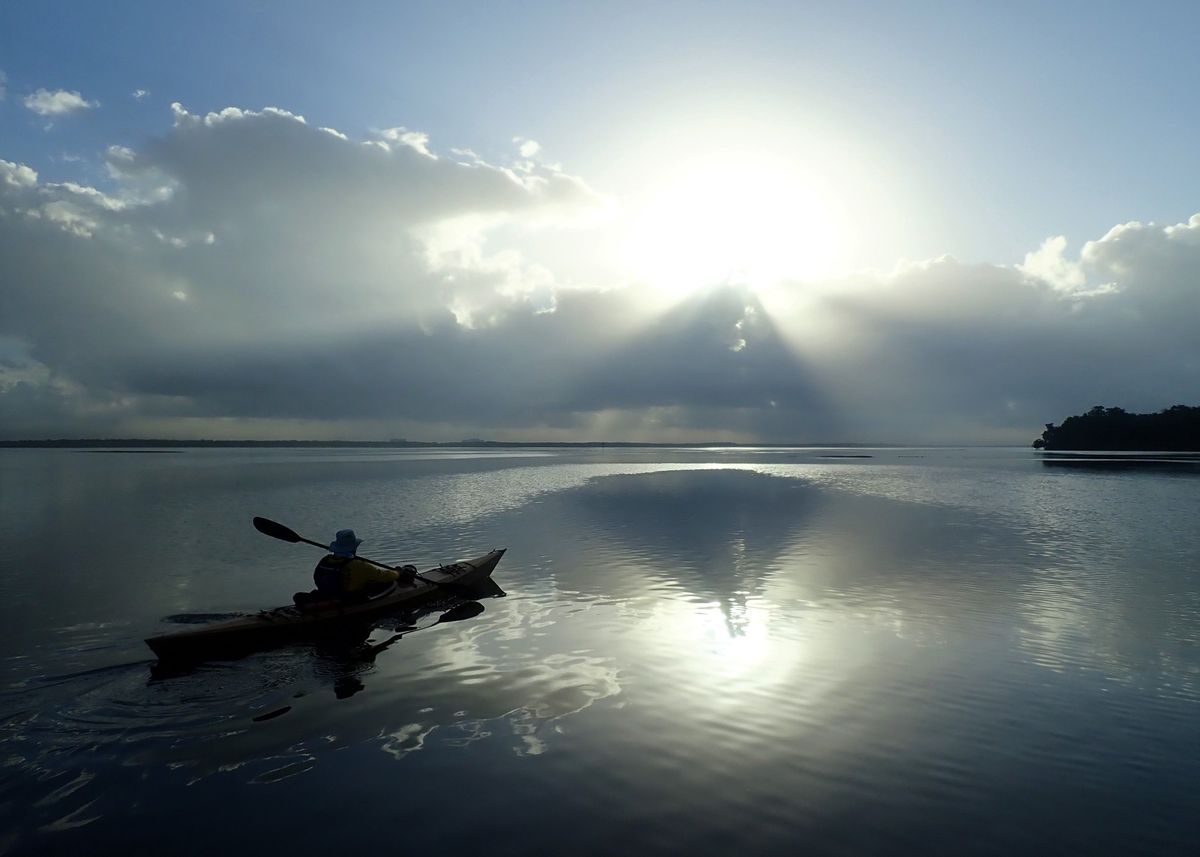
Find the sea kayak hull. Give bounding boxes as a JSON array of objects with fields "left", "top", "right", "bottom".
[{"left": 145, "top": 548, "right": 505, "bottom": 663}]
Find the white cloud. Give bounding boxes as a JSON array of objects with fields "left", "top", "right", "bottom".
[
  {"left": 49, "top": 181, "right": 125, "bottom": 210},
  {"left": 40, "top": 200, "right": 100, "bottom": 238},
  {"left": 1019, "top": 235, "right": 1087, "bottom": 292},
  {"left": 169, "top": 101, "right": 304, "bottom": 128},
  {"left": 132, "top": 89, "right": 149, "bottom": 100},
  {"left": 378, "top": 127, "right": 435, "bottom": 157},
  {"left": 0, "top": 104, "right": 610, "bottom": 432},
  {"left": 514, "top": 137, "right": 541, "bottom": 158},
  {"left": 0, "top": 159, "right": 38, "bottom": 188},
  {"left": 22, "top": 88, "right": 99, "bottom": 116}
]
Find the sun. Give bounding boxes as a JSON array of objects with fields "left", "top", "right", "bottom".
[{"left": 622, "top": 152, "right": 853, "bottom": 299}]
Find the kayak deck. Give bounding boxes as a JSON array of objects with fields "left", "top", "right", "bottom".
[{"left": 146, "top": 548, "right": 505, "bottom": 662}]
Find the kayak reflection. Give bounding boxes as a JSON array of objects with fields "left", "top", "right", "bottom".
[{"left": 319, "top": 601, "right": 489, "bottom": 701}]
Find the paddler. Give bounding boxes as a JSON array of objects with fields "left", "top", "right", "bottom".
[{"left": 313, "top": 529, "right": 413, "bottom": 601}]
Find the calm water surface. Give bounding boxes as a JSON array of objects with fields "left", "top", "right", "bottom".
[{"left": 1, "top": 447, "right": 1197, "bottom": 855}]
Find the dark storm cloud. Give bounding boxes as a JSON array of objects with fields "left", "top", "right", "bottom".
[{"left": 109, "top": 286, "right": 834, "bottom": 435}]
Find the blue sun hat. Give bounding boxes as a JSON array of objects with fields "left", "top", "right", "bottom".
[{"left": 330, "top": 529, "right": 363, "bottom": 557}]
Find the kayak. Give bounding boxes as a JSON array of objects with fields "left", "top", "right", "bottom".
[{"left": 145, "top": 548, "right": 505, "bottom": 663}]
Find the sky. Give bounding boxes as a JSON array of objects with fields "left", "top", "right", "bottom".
[{"left": 2, "top": 1, "right": 1199, "bottom": 443}]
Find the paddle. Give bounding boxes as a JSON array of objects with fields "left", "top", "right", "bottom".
[
  {"left": 363, "top": 601, "right": 485, "bottom": 659},
  {"left": 252, "top": 516, "right": 459, "bottom": 591}
]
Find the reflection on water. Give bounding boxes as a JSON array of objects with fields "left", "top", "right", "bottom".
[
  {"left": 1040, "top": 451, "right": 1200, "bottom": 469},
  {"left": 0, "top": 448, "right": 1198, "bottom": 855}
]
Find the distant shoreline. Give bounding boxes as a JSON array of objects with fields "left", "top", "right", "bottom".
[{"left": 2, "top": 438, "right": 915, "bottom": 450}]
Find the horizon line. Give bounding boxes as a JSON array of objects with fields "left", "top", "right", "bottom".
[{"left": 0, "top": 437, "right": 1018, "bottom": 449}]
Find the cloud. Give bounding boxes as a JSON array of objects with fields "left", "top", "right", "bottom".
[
  {"left": 1019, "top": 235, "right": 1087, "bottom": 292},
  {"left": 0, "top": 70, "right": 7, "bottom": 101},
  {"left": 1, "top": 159, "right": 38, "bottom": 188},
  {"left": 378, "top": 126, "right": 434, "bottom": 157},
  {"left": 22, "top": 88, "right": 99, "bottom": 116},
  {"left": 1, "top": 102, "right": 1199, "bottom": 442},
  {"left": 514, "top": 137, "right": 541, "bottom": 158},
  {"left": 0, "top": 103, "right": 614, "bottom": 437},
  {"left": 132, "top": 88, "right": 150, "bottom": 100}
]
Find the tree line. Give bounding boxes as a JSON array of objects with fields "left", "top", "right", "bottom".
[{"left": 1034, "top": 405, "right": 1200, "bottom": 451}]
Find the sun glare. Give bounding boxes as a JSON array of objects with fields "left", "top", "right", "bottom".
[{"left": 623, "top": 153, "right": 852, "bottom": 299}]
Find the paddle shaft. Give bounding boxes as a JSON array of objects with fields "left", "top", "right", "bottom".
[
  {"left": 355, "top": 556, "right": 444, "bottom": 589},
  {"left": 366, "top": 621, "right": 434, "bottom": 658},
  {"left": 252, "top": 517, "right": 444, "bottom": 588}
]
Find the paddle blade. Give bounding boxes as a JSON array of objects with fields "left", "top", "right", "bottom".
[
  {"left": 436, "top": 602, "right": 485, "bottom": 624},
  {"left": 253, "top": 516, "right": 301, "bottom": 543},
  {"left": 364, "top": 602, "right": 485, "bottom": 659}
]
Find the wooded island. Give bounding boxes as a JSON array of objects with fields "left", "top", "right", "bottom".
[{"left": 1034, "top": 405, "right": 1200, "bottom": 451}]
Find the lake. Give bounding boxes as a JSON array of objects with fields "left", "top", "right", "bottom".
[{"left": 1, "top": 447, "right": 1197, "bottom": 855}]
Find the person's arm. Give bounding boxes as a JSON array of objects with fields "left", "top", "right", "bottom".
[{"left": 343, "top": 558, "right": 400, "bottom": 592}]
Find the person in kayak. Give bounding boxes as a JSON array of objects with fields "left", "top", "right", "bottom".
[{"left": 313, "top": 529, "right": 413, "bottom": 601}]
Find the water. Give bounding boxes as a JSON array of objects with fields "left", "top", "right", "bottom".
[{"left": 1, "top": 447, "right": 1197, "bottom": 855}]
